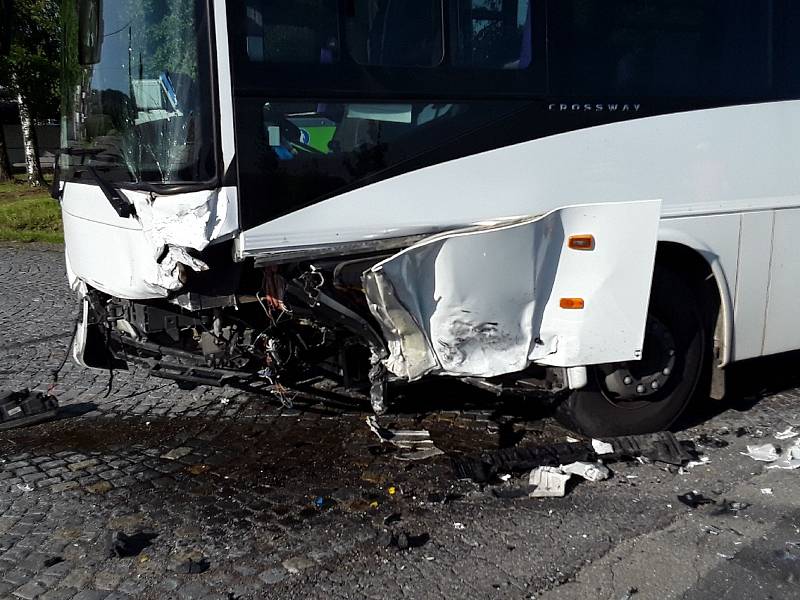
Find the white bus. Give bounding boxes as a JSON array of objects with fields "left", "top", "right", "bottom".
[{"left": 55, "top": 0, "right": 800, "bottom": 436}]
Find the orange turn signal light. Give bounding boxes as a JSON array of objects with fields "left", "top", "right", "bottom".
[
  {"left": 568, "top": 234, "right": 595, "bottom": 251},
  {"left": 560, "top": 298, "right": 585, "bottom": 310}
]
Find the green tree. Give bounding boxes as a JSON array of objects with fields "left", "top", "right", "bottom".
[{"left": 0, "top": 0, "right": 60, "bottom": 186}]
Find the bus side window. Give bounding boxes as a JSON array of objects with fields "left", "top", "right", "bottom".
[
  {"left": 451, "top": 0, "right": 532, "bottom": 70},
  {"left": 244, "top": 0, "right": 339, "bottom": 64},
  {"left": 773, "top": 0, "right": 800, "bottom": 97},
  {"left": 345, "top": 0, "right": 444, "bottom": 67}
]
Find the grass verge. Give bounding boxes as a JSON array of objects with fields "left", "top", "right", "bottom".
[{"left": 0, "top": 177, "right": 64, "bottom": 243}]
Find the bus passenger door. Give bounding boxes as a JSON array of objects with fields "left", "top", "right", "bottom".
[{"left": 763, "top": 208, "right": 800, "bottom": 356}]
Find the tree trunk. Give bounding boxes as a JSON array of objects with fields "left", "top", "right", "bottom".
[
  {"left": 17, "top": 92, "right": 46, "bottom": 187},
  {"left": 0, "top": 123, "right": 12, "bottom": 182}
]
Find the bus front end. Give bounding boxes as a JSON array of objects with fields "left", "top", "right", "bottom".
[{"left": 58, "top": 0, "right": 669, "bottom": 432}]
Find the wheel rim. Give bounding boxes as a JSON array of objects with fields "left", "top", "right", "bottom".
[{"left": 596, "top": 315, "right": 678, "bottom": 410}]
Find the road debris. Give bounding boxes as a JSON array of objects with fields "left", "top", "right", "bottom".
[
  {"left": 561, "top": 461, "right": 611, "bottom": 482},
  {"left": 161, "top": 447, "right": 193, "bottom": 461},
  {"left": 592, "top": 439, "right": 614, "bottom": 455},
  {"left": 696, "top": 433, "right": 729, "bottom": 448},
  {"left": 0, "top": 389, "right": 58, "bottom": 430},
  {"left": 366, "top": 416, "right": 444, "bottom": 461},
  {"left": 713, "top": 500, "right": 750, "bottom": 515},
  {"left": 15, "top": 483, "right": 33, "bottom": 493},
  {"left": 529, "top": 466, "right": 572, "bottom": 498},
  {"left": 766, "top": 442, "right": 800, "bottom": 470},
  {"left": 452, "top": 431, "right": 695, "bottom": 483},
  {"left": 740, "top": 443, "right": 781, "bottom": 462},
  {"left": 171, "top": 556, "right": 211, "bottom": 574},
  {"left": 677, "top": 491, "right": 715, "bottom": 508},
  {"left": 686, "top": 456, "right": 711, "bottom": 469},
  {"left": 282, "top": 556, "right": 315, "bottom": 574},
  {"left": 775, "top": 427, "right": 798, "bottom": 440},
  {"left": 761, "top": 488, "right": 774, "bottom": 495},
  {"left": 107, "top": 531, "right": 157, "bottom": 558}
]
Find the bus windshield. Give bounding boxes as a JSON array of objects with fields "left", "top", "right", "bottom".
[{"left": 60, "top": 0, "right": 215, "bottom": 186}]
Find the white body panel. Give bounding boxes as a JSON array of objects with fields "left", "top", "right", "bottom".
[
  {"left": 363, "top": 201, "right": 661, "bottom": 380},
  {"left": 239, "top": 101, "right": 800, "bottom": 253},
  {"left": 62, "top": 183, "right": 238, "bottom": 299},
  {"left": 764, "top": 209, "right": 800, "bottom": 355}
]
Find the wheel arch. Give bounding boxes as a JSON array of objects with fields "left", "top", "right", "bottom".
[{"left": 655, "top": 229, "right": 733, "bottom": 370}]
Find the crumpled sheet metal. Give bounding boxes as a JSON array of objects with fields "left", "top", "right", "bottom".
[
  {"left": 130, "top": 188, "right": 236, "bottom": 255},
  {"left": 130, "top": 188, "right": 237, "bottom": 296},
  {"left": 363, "top": 200, "right": 661, "bottom": 381}
]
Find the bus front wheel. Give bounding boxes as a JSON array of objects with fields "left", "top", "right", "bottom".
[{"left": 555, "top": 268, "right": 710, "bottom": 437}]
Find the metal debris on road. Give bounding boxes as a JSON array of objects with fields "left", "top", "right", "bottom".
[
  {"left": 366, "top": 416, "right": 444, "bottom": 461},
  {"left": 740, "top": 443, "right": 781, "bottom": 462}
]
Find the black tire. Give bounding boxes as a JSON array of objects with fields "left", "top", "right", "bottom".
[{"left": 555, "top": 267, "right": 710, "bottom": 437}]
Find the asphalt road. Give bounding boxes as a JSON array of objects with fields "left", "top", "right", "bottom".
[{"left": 1, "top": 244, "right": 800, "bottom": 600}]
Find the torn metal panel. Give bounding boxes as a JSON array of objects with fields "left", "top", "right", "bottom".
[
  {"left": 62, "top": 183, "right": 238, "bottom": 299},
  {"left": 130, "top": 187, "right": 238, "bottom": 254},
  {"left": 363, "top": 200, "right": 662, "bottom": 381}
]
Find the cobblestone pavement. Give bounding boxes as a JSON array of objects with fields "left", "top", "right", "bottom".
[{"left": 3, "top": 244, "right": 800, "bottom": 600}]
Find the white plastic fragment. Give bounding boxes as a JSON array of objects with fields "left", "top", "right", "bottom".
[
  {"left": 767, "top": 443, "right": 800, "bottom": 470},
  {"left": 566, "top": 436, "right": 580, "bottom": 444},
  {"left": 454, "top": 522, "right": 466, "bottom": 530},
  {"left": 775, "top": 427, "right": 799, "bottom": 440},
  {"left": 591, "top": 439, "right": 614, "bottom": 455},
  {"left": 761, "top": 488, "right": 774, "bottom": 495},
  {"left": 561, "top": 461, "right": 611, "bottom": 482},
  {"left": 16, "top": 483, "right": 33, "bottom": 493},
  {"left": 740, "top": 443, "right": 781, "bottom": 462},
  {"left": 686, "top": 456, "right": 711, "bottom": 469},
  {"left": 529, "top": 466, "right": 572, "bottom": 498}
]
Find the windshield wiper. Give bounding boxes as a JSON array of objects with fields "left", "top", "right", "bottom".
[{"left": 87, "top": 166, "right": 136, "bottom": 219}]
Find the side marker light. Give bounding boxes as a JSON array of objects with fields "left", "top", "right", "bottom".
[
  {"left": 568, "top": 235, "right": 595, "bottom": 251},
  {"left": 560, "top": 298, "right": 585, "bottom": 310}
]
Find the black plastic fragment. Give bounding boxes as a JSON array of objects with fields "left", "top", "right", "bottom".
[
  {"left": 107, "top": 530, "right": 158, "bottom": 558},
  {"left": 452, "top": 431, "right": 696, "bottom": 483},
  {"left": 677, "top": 492, "right": 716, "bottom": 508},
  {"left": 697, "top": 433, "right": 730, "bottom": 448},
  {"left": 0, "top": 389, "right": 58, "bottom": 430}
]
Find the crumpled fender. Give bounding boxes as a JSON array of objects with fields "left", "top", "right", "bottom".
[{"left": 362, "top": 200, "right": 662, "bottom": 381}]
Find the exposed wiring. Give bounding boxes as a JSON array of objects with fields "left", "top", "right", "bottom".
[{"left": 48, "top": 306, "right": 82, "bottom": 394}]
